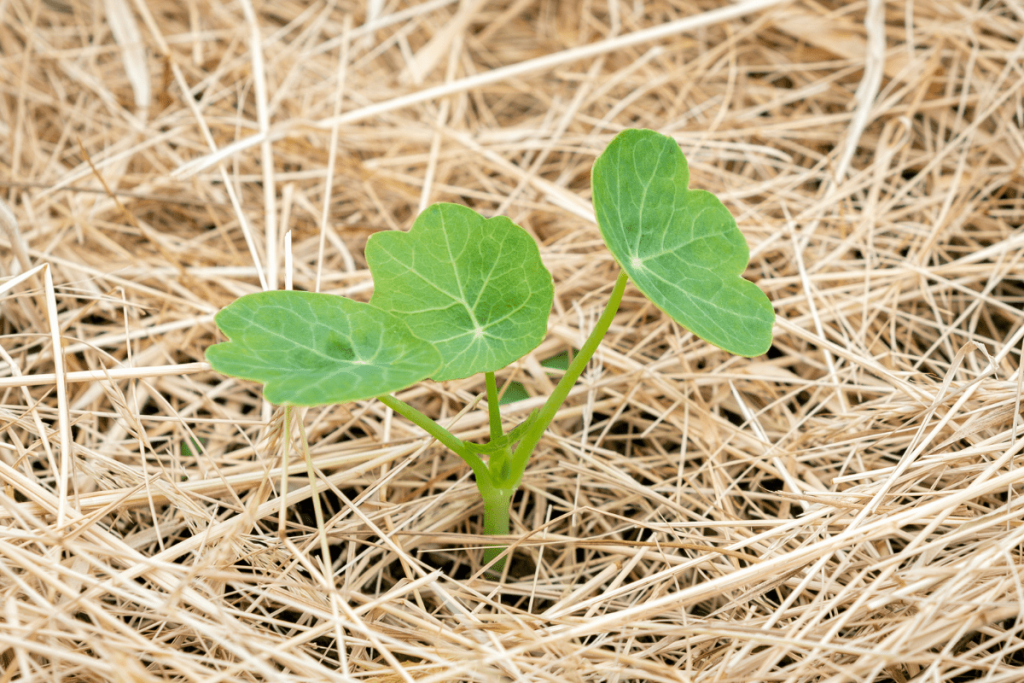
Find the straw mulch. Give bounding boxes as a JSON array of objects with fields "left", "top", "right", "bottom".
[{"left": 2, "top": 0, "right": 1023, "bottom": 680}]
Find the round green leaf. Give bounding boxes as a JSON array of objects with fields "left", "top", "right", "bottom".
[
  {"left": 366, "top": 203, "right": 554, "bottom": 381},
  {"left": 592, "top": 129, "right": 775, "bottom": 357},
  {"left": 206, "top": 291, "right": 442, "bottom": 406}
]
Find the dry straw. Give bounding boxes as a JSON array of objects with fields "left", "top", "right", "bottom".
[{"left": 2, "top": 0, "right": 1023, "bottom": 681}]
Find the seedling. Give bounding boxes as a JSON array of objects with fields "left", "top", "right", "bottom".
[{"left": 207, "top": 129, "right": 774, "bottom": 571}]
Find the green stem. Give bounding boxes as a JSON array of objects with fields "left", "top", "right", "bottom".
[
  {"left": 298, "top": 415, "right": 332, "bottom": 577},
  {"left": 378, "top": 393, "right": 491, "bottom": 486},
  {"left": 510, "top": 270, "right": 629, "bottom": 482},
  {"left": 484, "top": 371, "right": 503, "bottom": 442},
  {"left": 481, "top": 488, "right": 514, "bottom": 571},
  {"left": 378, "top": 393, "right": 466, "bottom": 454}
]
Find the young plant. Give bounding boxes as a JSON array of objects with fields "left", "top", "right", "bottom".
[{"left": 206, "top": 129, "right": 774, "bottom": 571}]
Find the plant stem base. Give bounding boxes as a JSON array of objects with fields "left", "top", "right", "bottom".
[{"left": 482, "top": 490, "right": 513, "bottom": 571}]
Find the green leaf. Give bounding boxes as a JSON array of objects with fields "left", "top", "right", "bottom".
[
  {"left": 366, "top": 203, "right": 554, "bottom": 381},
  {"left": 540, "top": 350, "right": 573, "bottom": 372},
  {"left": 465, "top": 410, "right": 540, "bottom": 455},
  {"left": 592, "top": 129, "right": 775, "bottom": 357},
  {"left": 180, "top": 436, "right": 203, "bottom": 458},
  {"left": 206, "top": 291, "right": 442, "bottom": 406},
  {"left": 498, "top": 381, "right": 530, "bottom": 405}
]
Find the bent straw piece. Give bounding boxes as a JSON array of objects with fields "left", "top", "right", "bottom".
[{"left": 170, "top": 0, "right": 790, "bottom": 179}]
